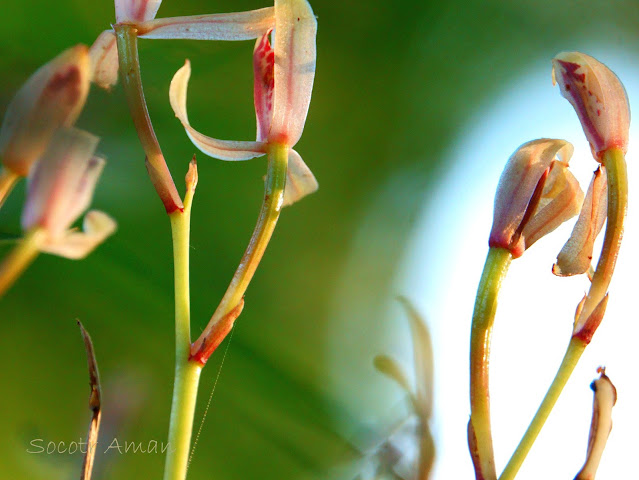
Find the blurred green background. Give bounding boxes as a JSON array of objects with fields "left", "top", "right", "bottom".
[{"left": 1, "top": 1, "right": 638, "bottom": 479}]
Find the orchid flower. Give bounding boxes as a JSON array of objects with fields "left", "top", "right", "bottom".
[
  {"left": 489, "top": 139, "right": 584, "bottom": 258},
  {"left": 552, "top": 52, "right": 630, "bottom": 160},
  {"left": 169, "top": 0, "right": 318, "bottom": 206},
  {"left": 21, "top": 128, "right": 116, "bottom": 259},
  {"left": 90, "top": 0, "right": 275, "bottom": 89},
  {"left": 0, "top": 45, "right": 91, "bottom": 177}
]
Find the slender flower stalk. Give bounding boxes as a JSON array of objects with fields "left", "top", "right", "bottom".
[
  {"left": 114, "top": 24, "right": 184, "bottom": 213},
  {"left": 0, "top": 167, "right": 19, "bottom": 209},
  {"left": 500, "top": 53, "right": 629, "bottom": 480},
  {"left": 164, "top": 160, "right": 202, "bottom": 480},
  {"left": 0, "top": 228, "right": 47, "bottom": 298},
  {"left": 468, "top": 247, "right": 511, "bottom": 480},
  {"left": 499, "top": 147, "right": 627, "bottom": 480}
]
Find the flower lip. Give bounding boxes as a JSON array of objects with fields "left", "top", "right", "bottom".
[{"left": 552, "top": 52, "right": 630, "bottom": 158}]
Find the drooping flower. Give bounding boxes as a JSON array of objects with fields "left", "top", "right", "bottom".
[
  {"left": 489, "top": 139, "right": 584, "bottom": 258},
  {"left": 552, "top": 52, "right": 630, "bottom": 159},
  {"left": 0, "top": 46, "right": 91, "bottom": 176},
  {"left": 22, "top": 128, "right": 116, "bottom": 259},
  {"left": 169, "top": 0, "right": 318, "bottom": 206}
]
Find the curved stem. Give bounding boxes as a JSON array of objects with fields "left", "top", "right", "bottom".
[
  {"left": 0, "top": 227, "right": 46, "bottom": 298},
  {"left": 0, "top": 167, "right": 19, "bottom": 211},
  {"left": 114, "top": 24, "right": 183, "bottom": 214},
  {"left": 575, "top": 148, "right": 627, "bottom": 334},
  {"left": 191, "top": 142, "right": 288, "bottom": 363},
  {"left": 469, "top": 247, "right": 512, "bottom": 480},
  {"left": 500, "top": 148, "right": 627, "bottom": 479},
  {"left": 498, "top": 338, "right": 586, "bottom": 480},
  {"left": 164, "top": 186, "right": 202, "bottom": 480}
]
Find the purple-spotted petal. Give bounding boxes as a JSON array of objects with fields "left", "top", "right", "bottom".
[
  {"left": 552, "top": 52, "right": 630, "bottom": 158},
  {"left": 553, "top": 167, "right": 608, "bottom": 276},
  {"left": 115, "top": 0, "right": 161, "bottom": 23},
  {"left": 41, "top": 210, "right": 117, "bottom": 259},
  {"left": 137, "top": 8, "right": 275, "bottom": 40},
  {"left": 269, "top": 0, "right": 317, "bottom": 146},
  {"left": 89, "top": 31, "right": 119, "bottom": 90},
  {"left": 169, "top": 60, "right": 267, "bottom": 160},
  {"left": 283, "top": 149, "right": 317, "bottom": 206},
  {"left": 254, "top": 32, "right": 275, "bottom": 142}
]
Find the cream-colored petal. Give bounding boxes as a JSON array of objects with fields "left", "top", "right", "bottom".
[
  {"left": 115, "top": 0, "right": 161, "bottom": 23},
  {"left": 0, "top": 45, "right": 91, "bottom": 176},
  {"left": 269, "top": 0, "right": 317, "bottom": 146},
  {"left": 89, "top": 31, "right": 119, "bottom": 90},
  {"left": 489, "top": 139, "right": 574, "bottom": 257},
  {"left": 553, "top": 52, "right": 630, "bottom": 158},
  {"left": 22, "top": 128, "right": 101, "bottom": 238},
  {"left": 553, "top": 167, "right": 607, "bottom": 276},
  {"left": 41, "top": 211, "right": 117, "bottom": 259},
  {"left": 138, "top": 8, "right": 275, "bottom": 40},
  {"left": 169, "top": 61, "right": 267, "bottom": 160},
  {"left": 522, "top": 160, "right": 584, "bottom": 249},
  {"left": 282, "top": 149, "right": 317, "bottom": 206},
  {"left": 574, "top": 370, "right": 617, "bottom": 480}
]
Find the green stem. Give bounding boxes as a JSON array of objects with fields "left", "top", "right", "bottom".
[
  {"left": 469, "top": 247, "right": 512, "bottom": 480},
  {"left": 0, "top": 167, "right": 19, "bottom": 211},
  {"left": 164, "top": 186, "right": 202, "bottom": 480},
  {"left": 191, "top": 143, "right": 288, "bottom": 361},
  {"left": 500, "top": 148, "right": 627, "bottom": 479},
  {"left": 114, "top": 24, "right": 183, "bottom": 214},
  {"left": 498, "top": 338, "right": 586, "bottom": 480},
  {"left": 0, "top": 227, "right": 45, "bottom": 298}
]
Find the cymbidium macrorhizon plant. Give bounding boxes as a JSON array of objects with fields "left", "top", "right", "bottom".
[
  {"left": 468, "top": 52, "right": 628, "bottom": 480},
  {"left": 0, "top": 0, "right": 317, "bottom": 479}
]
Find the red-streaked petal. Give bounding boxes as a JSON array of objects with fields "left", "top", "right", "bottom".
[
  {"left": 41, "top": 210, "right": 117, "bottom": 259},
  {"left": 283, "top": 149, "right": 317, "bottom": 206},
  {"left": 0, "top": 45, "right": 91, "bottom": 176},
  {"left": 489, "top": 139, "right": 574, "bottom": 256},
  {"left": 254, "top": 32, "right": 275, "bottom": 142},
  {"left": 270, "top": 0, "right": 317, "bottom": 146},
  {"left": 521, "top": 160, "right": 583, "bottom": 250},
  {"left": 553, "top": 167, "right": 608, "bottom": 276},
  {"left": 552, "top": 52, "right": 630, "bottom": 158},
  {"left": 138, "top": 8, "right": 274, "bottom": 40},
  {"left": 89, "top": 31, "right": 119, "bottom": 90},
  {"left": 169, "top": 60, "right": 266, "bottom": 160},
  {"left": 115, "top": 0, "right": 161, "bottom": 23},
  {"left": 22, "top": 128, "right": 102, "bottom": 238}
]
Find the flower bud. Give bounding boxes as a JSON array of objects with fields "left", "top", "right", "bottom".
[
  {"left": 22, "top": 128, "right": 103, "bottom": 238},
  {"left": 489, "top": 139, "right": 584, "bottom": 258},
  {"left": 115, "top": 0, "right": 161, "bottom": 23},
  {"left": 552, "top": 52, "right": 630, "bottom": 159},
  {"left": 0, "top": 45, "right": 91, "bottom": 176}
]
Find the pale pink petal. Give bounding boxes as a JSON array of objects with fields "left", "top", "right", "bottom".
[
  {"left": 41, "top": 210, "right": 117, "bottom": 259},
  {"left": 253, "top": 32, "right": 275, "bottom": 142},
  {"left": 115, "top": 0, "right": 161, "bottom": 23},
  {"left": 22, "top": 128, "right": 102, "bottom": 239},
  {"left": 282, "top": 149, "right": 317, "bottom": 206},
  {"left": 0, "top": 45, "right": 91, "bottom": 176},
  {"left": 489, "top": 139, "right": 574, "bottom": 256},
  {"left": 270, "top": 0, "right": 317, "bottom": 146},
  {"left": 138, "top": 8, "right": 274, "bottom": 40},
  {"left": 89, "top": 31, "right": 119, "bottom": 90},
  {"left": 521, "top": 160, "right": 584, "bottom": 249},
  {"left": 552, "top": 52, "right": 630, "bottom": 158},
  {"left": 169, "top": 60, "right": 266, "bottom": 160},
  {"left": 553, "top": 167, "right": 608, "bottom": 276}
]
